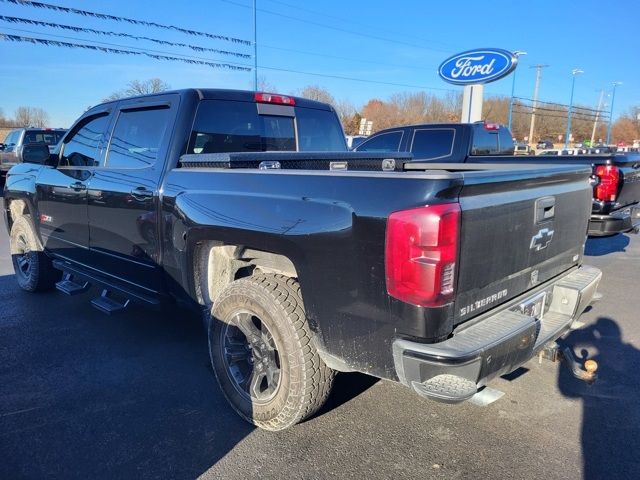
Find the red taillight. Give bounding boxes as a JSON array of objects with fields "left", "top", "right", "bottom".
[
  {"left": 594, "top": 165, "right": 620, "bottom": 202},
  {"left": 484, "top": 122, "right": 500, "bottom": 130},
  {"left": 385, "top": 203, "right": 460, "bottom": 307},
  {"left": 254, "top": 92, "right": 295, "bottom": 105}
]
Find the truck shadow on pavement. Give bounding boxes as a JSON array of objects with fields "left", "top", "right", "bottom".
[
  {"left": 557, "top": 317, "right": 640, "bottom": 480},
  {"left": 584, "top": 234, "right": 630, "bottom": 256},
  {"left": 0, "top": 274, "right": 254, "bottom": 479},
  {"left": 0, "top": 272, "right": 379, "bottom": 479}
]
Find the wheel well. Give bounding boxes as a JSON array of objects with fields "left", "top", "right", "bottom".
[
  {"left": 6, "top": 199, "right": 29, "bottom": 230},
  {"left": 194, "top": 241, "right": 298, "bottom": 307}
]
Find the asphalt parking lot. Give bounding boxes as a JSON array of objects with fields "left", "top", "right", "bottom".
[{"left": 1, "top": 206, "right": 638, "bottom": 479}]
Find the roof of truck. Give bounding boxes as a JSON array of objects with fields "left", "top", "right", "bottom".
[{"left": 97, "top": 88, "right": 334, "bottom": 111}]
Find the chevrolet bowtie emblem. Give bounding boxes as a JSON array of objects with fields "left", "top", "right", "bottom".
[{"left": 530, "top": 228, "right": 554, "bottom": 251}]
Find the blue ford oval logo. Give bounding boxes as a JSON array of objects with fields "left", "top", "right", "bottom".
[{"left": 438, "top": 48, "right": 518, "bottom": 85}]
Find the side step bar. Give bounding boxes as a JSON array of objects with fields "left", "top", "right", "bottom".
[{"left": 52, "top": 259, "right": 161, "bottom": 314}]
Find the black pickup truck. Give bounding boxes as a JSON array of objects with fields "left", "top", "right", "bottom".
[
  {"left": 3, "top": 89, "right": 601, "bottom": 430},
  {"left": 356, "top": 122, "right": 640, "bottom": 236}
]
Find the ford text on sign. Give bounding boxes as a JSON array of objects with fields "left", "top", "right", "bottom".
[{"left": 438, "top": 48, "right": 517, "bottom": 85}]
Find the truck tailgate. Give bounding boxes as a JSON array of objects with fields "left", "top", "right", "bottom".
[
  {"left": 615, "top": 154, "right": 640, "bottom": 207},
  {"left": 453, "top": 166, "right": 592, "bottom": 324}
]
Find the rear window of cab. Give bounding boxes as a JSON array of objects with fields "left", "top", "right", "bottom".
[{"left": 187, "top": 100, "right": 346, "bottom": 154}]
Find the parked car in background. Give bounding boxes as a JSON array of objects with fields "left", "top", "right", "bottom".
[
  {"left": 514, "top": 143, "right": 532, "bottom": 155},
  {"left": 0, "top": 128, "right": 66, "bottom": 179},
  {"left": 536, "top": 139, "right": 554, "bottom": 149},
  {"left": 355, "top": 122, "right": 640, "bottom": 237},
  {"left": 3, "top": 89, "right": 602, "bottom": 430}
]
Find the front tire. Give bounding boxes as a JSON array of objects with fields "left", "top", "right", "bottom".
[
  {"left": 208, "top": 274, "right": 335, "bottom": 431},
  {"left": 10, "top": 215, "right": 60, "bottom": 292}
]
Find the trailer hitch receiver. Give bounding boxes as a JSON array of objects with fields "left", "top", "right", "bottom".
[{"left": 540, "top": 343, "right": 598, "bottom": 384}]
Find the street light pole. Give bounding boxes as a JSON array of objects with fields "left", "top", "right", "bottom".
[
  {"left": 606, "top": 82, "right": 622, "bottom": 145},
  {"left": 507, "top": 51, "right": 527, "bottom": 133},
  {"left": 564, "top": 68, "right": 583, "bottom": 148}
]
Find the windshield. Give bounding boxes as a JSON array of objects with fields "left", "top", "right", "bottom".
[
  {"left": 187, "top": 100, "right": 346, "bottom": 154},
  {"left": 23, "top": 130, "right": 65, "bottom": 146}
]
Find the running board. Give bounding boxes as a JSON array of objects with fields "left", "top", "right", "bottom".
[
  {"left": 56, "top": 273, "right": 91, "bottom": 296},
  {"left": 52, "top": 259, "right": 162, "bottom": 313},
  {"left": 91, "top": 289, "right": 131, "bottom": 315}
]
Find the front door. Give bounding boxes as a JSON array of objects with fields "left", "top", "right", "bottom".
[
  {"left": 87, "top": 95, "right": 177, "bottom": 292},
  {"left": 36, "top": 113, "right": 111, "bottom": 265}
]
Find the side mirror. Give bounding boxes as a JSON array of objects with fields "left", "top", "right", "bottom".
[
  {"left": 20, "top": 142, "right": 50, "bottom": 165},
  {"left": 0, "top": 143, "right": 5, "bottom": 151}
]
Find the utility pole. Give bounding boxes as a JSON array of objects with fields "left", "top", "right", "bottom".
[
  {"left": 528, "top": 64, "right": 549, "bottom": 147},
  {"left": 253, "top": 0, "right": 258, "bottom": 91},
  {"left": 606, "top": 82, "right": 622, "bottom": 145},
  {"left": 565, "top": 68, "right": 583, "bottom": 148},
  {"left": 590, "top": 89, "right": 605, "bottom": 146}
]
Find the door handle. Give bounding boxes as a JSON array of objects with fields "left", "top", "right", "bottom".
[
  {"left": 69, "top": 181, "right": 87, "bottom": 191},
  {"left": 130, "top": 187, "right": 154, "bottom": 200},
  {"left": 535, "top": 196, "right": 555, "bottom": 223}
]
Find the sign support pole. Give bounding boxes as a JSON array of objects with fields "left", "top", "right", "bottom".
[{"left": 461, "top": 84, "right": 484, "bottom": 123}]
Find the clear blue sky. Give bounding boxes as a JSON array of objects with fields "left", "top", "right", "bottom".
[{"left": 0, "top": 0, "right": 638, "bottom": 127}]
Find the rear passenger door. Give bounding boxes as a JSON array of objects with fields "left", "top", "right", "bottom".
[{"left": 86, "top": 95, "right": 178, "bottom": 292}]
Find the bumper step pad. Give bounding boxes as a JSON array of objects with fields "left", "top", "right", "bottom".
[{"left": 412, "top": 375, "right": 477, "bottom": 403}]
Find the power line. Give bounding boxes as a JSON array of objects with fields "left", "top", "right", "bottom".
[
  {"left": 256, "top": 63, "right": 459, "bottom": 92},
  {"left": 219, "top": 0, "right": 453, "bottom": 53},
  {"left": 263, "top": 0, "right": 459, "bottom": 50},
  {"left": 1, "top": 0, "right": 252, "bottom": 45},
  {"left": 0, "top": 28, "right": 458, "bottom": 93},
  {"left": 0, "top": 15, "right": 252, "bottom": 58},
  {"left": 0, "top": 33, "right": 251, "bottom": 71},
  {"left": 258, "top": 43, "right": 433, "bottom": 71}
]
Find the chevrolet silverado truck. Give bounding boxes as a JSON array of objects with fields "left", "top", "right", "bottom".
[
  {"left": 356, "top": 122, "right": 640, "bottom": 236},
  {"left": 3, "top": 89, "right": 601, "bottom": 430}
]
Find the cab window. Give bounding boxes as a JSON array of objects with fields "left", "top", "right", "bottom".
[
  {"left": 105, "top": 107, "right": 171, "bottom": 169},
  {"left": 356, "top": 131, "right": 403, "bottom": 152},
  {"left": 59, "top": 114, "right": 110, "bottom": 167},
  {"left": 411, "top": 129, "right": 455, "bottom": 160}
]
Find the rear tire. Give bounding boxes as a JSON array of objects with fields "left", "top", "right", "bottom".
[
  {"left": 208, "top": 274, "right": 335, "bottom": 431},
  {"left": 10, "top": 215, "right": 60, "bottom": 292}
]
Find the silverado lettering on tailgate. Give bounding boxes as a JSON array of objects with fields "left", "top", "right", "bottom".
[{"left": 460, "top": 289, "right": 508, "bottom": 317}]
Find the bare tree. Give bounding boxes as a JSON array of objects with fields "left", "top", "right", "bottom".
[
  {"left": 257, "top": 75, "right": 277, "bottom": 92},
  {"left": 298, "top": 85, "right": 336, "bottom": 106},
  {"left": 104, "top": 78, "right": 171, "bottom": 101},
  {"left": 14, "top": 106, "right": 50, "bottom": 127}
]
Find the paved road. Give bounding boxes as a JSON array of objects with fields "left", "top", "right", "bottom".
[{"left": 1, "top": 209, "right": 638, "bottom": 479}]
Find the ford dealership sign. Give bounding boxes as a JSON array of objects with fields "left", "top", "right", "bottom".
[{"left": 438, "top": 49, "right": 518, "bottom": 85}]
